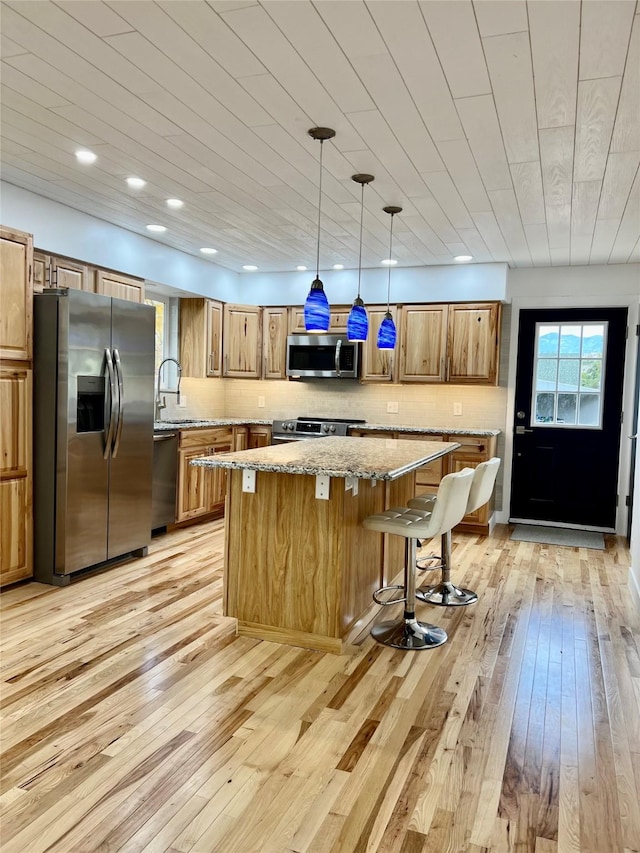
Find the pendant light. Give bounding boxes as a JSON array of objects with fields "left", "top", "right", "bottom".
[
  {"left": 347, "top": 173, "right": 375, "bottom": 342},
  {"left": 378, "top": 205, "right": 402, "bottom": 350},
  {"left": 304, "top": 127, "right": 335, "bottom": 333}
]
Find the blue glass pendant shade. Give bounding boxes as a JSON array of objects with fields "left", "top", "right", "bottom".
[
  {"left": 304, "top": 277, "right": 330, "bottom": 332},
  {"left": 377, "top": 311, "right": 396, "bottom": 349},
  {"left": 347, "top": 297, "right": 368, "bottom": 342}
]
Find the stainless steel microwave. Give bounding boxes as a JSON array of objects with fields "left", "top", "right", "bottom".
[{"left": 286, "top": 335, "right": 360, "bottom": 379}]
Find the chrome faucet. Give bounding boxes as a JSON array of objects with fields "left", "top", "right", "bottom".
[{"left": 155, "top": 357, "right": 182, "bottom": 420}]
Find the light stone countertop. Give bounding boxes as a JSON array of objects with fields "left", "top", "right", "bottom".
[
  {"left": 190, "top": 436, "right": 460, "bottom": 481},
  {"left": 353, "top": 423, "right": 500, "bottom": 437},
  {"left": 155, "top": 419, "right": 499, "bottom": 436},
  {"left": 154, "top": 418, "right": 271, "bottom": 431}
]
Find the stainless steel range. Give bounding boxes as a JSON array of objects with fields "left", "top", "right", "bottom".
[{"left": 271, "top": 416, "right": 366, "bottom": 444}]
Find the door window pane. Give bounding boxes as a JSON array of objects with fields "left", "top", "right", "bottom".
[
  {"left": 535, "top": 392, "right": 555, "bottom": 423},
  {"left": 537, "top": 325, "right": 559, "bottom": 357},
  {"left": 536, "top": 359, "right": 557, "bottom": 389},
  {"left": 558, "top": 359, "right": 579, "bottom": 391},
  {"left": 582, "top": 325, "right": 604, "bottom": 358},
  {"left": 560, "top": 325, "right": 581, "bottom": 355},
  {"left": 579, "top": 393, "right": 600, "bottom": 425},
  {"left": 557, "top": 394, "right": 577, "bottom": 424},
  {"left": 531, "top": 321, "right": 606, "bottom": 429},
  {"left": 580, "top": 359, "right": 602, "bottom": 390}
]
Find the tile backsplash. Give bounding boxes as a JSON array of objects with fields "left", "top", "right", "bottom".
[{"left": 162, "top": 376, "right": 506, "bottom": 432}]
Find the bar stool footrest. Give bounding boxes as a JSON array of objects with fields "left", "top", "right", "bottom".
[
  {"left": 370, "top": 618, "right": 447, "bottom": 649},
  {"left": 372, "top": 585, "right": 406, "bottom": 606},
  {"left": 415, "top": 581, "right": 478, "bottom": 607}
]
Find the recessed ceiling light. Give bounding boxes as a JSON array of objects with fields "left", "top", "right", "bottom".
[
  {"left": 454, "top": 254, "right": 473, "bottom": 262},
  {"left": 333, "top": 264, "right": 344, "bottom": 270},
  {"left": 75, "top": 149, "right": 97, "bottom": 164},
  {"left": 126, "top": 177, "right": 146, "bottom": 189},
  {"left": 296, "top": 265, "right": 307, "bottom": 271},
  {"left": 381, "top": 258, "right": 398, "bottom": 266},
  {"left": 166, "top": 198, "right": 183, "bottom": 209},
  {"left": 200, "top": 247, "right": 218, "bottom": 255},
  {"left": 242, "top": 265, "right": 258, "bottom": 271},
  {"left": 146, "top": 224, "right": 167, "bottom": 233}
]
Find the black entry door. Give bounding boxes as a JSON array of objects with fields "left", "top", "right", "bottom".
[{"left": 510, "top": 307, "right": 627, "bottom": 529}]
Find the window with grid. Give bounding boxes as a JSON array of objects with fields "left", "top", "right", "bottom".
[{"left": 532, "top": 322, "right": 606, "bottom": 428}]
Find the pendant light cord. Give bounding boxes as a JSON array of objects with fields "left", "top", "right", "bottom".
[
  {"left": 316, "top": 140, "right": 324, "bottom": 280},
  {"left": 386, "top": 212, "right": 394, "bottom": 311},
  {"left": 357, "top": 182, "right": 364, "bottom": 298}
]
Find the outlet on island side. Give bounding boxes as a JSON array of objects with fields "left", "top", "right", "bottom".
[
  {"left": 387, "top": 401, "right": 399, "bottom": 413},
  {"left": 453, "top": 402, "right": 462, "bottom": 416},
  {"left": 258, "top": 396, "right": 265, "bottom": 408}
]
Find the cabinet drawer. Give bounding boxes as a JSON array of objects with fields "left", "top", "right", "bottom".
[
  {"left": 179, "top": 428, "right": 233, "bottom": 449},
  {"left": 445, "top": 435, "right": 489, "bottom": 456}
]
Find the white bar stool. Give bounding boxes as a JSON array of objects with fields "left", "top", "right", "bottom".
[
  {"left": 363, "top": 467, "right": 475, "bottom": 650},
  {"left": 408, "top": 457, "right": 501, "bottom": 606}
]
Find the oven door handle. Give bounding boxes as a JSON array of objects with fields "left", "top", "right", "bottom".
[{"left": 334, "top": 339, "right": 341, "bottom": 376}]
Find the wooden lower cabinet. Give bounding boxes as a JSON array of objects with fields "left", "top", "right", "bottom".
[
  {"left": 444, "top": 434, "right": 498, "bottom": 532},
  {"left": 248, "top": 425, "right": 272, "bottom": 448},
  {"left": 350, "top": 428, "right": 498, "bottom": 533},
  {"left": 176, "top": 428, "right": 233, "bottom": 522},
  {"left": 0, "top": 366, "right": 32, "bottom": 585},
  {"left": 233, "top": 427, "right": 248, "bottom": 451}
]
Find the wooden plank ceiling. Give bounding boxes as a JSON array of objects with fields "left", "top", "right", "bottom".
[{"left": 1, "top": 0, "right": 638, "bottom": 273}]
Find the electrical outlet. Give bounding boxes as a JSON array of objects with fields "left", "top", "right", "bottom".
[
  {"left": 257, "top": 396, "right": 265, "bottom": 408},
  {"left": 453, "top": 402, "right": 462, "bottom": 416},
  {"left": 178, "top": 395, "right": 187, "bottom": 408},
  {"left": 387, "top": 401, "right": 399, "bottom": 413}
]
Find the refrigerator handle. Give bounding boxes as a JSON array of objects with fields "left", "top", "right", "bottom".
[
  {"left": 104, "top": 347, "right": 118, "bottom": 460},
  {"left": 112, "top": 348, "right": 125, "bottom": 458}
]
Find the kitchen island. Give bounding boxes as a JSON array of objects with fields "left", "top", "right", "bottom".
[{"left": 192, "top": 436, "right": 460, "bottom": 653}]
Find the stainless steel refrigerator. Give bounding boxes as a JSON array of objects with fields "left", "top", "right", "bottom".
[{"left": 33, "top": 289, "right": 155, "bottom": 585}]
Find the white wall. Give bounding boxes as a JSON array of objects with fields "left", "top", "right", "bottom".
[
  {"left": 242, "top": 262, "right": 508, "bottom": 306},
  {"left": 1, "top": 182, "right": 241, "bottom": 302},
  {"left": 501, "top": 265, "right": 640, "bottom": 536}
]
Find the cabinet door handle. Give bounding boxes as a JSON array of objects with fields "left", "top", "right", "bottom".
[
  {"left": 224, "top": 354, "right": 228, "bottom": 375},
  {"left": 446, "top": 357, "right": 450, "bottom": 381},
  {"left": 263, "top": 355, "right": 267, "bottom": 377}
]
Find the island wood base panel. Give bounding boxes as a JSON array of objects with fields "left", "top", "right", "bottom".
[{"left": 224, "top": 468, "right": 416, "bottom": 652}]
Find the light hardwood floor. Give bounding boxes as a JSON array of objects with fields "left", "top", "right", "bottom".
[{"left": 1, "top": 522, "right": 638, "bottom": 853}]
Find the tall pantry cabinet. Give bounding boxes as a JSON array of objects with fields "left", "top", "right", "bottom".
[{"left": 0, "top": 226, "right": 33, "bottom": 586}]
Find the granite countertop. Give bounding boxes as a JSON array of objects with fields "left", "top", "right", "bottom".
[
  {"left": 155, "top": 418, "right": 500, "bottom": 436},
  {"left": 353, "top": 423, "right": 501, "bottom": 437},
  {"left": 154, "top": 418, "right": 272, "bottom": 431},
  {"left": 190, "top": 436, "right": 460, "bottom": 481}
]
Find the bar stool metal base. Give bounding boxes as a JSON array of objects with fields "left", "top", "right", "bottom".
[
  {"left": 370, "top": 617, "right": 447, "bottom": 649},
  {"left": 415, "top": 581, "right": 478, "bottom": 607},
  {"left": 415, "top": 530, "right": 478, "bottom": 607}
]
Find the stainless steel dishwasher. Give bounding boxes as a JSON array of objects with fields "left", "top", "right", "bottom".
[{"left": 152, "top": 431, "right": 178, "bottom": 531}]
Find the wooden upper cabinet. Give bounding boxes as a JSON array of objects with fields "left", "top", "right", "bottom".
[
  {"left": 0, "top": 227, "right": 33, "bottom": 362},
  {"left": 206, "top": 300, "right": 223, "bottom": 377},
  {"left": 34, "top": 252, "right": 93, "bottom": 293},
  {"left": 288, "top": 305, "right": 350, "bottom": 334},
  {"left": 263, "top": 307, "right": 288, "bottom": 380},
  {"left": 398, "top": 304, "right": 448, "bottom": 383},
  {"left": 223, "top": 304, "right": 261, "bottom": 378},
  {"left": 447, "top": 302, "right": 500, "bottom": 384},
  {"left": 180, "top": 298, "right": 223, "bottom": 378},
  {"left": 95, "top": 269, "right": 144, "bottom": 303},
  {"left": 360, "top": 306, "right": 397, "bottom": 382}
]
